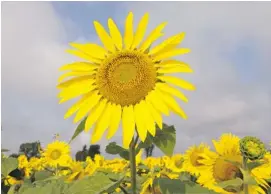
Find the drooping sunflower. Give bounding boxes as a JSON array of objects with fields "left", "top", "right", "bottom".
[
  {"left": 58, "top": 12, "right": 195, "bottom": 148},
  {"left": 197, "top": 134, "right": 266, "bottom": 194},
  {"left": 42, "top": 141, "right": 71, "bottom": 168}
]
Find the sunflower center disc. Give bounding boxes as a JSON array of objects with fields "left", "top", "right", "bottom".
[
  {"left": 213, "top": 158, "right": 241, "bottom": 182},
  {"left": 51, "top": 150, "right": 61, "bottom": 160},
  {"left": 96, "top": 50, "right": 157, "bottom": 106}
]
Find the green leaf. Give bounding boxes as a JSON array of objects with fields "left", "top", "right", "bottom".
[
  {"left": 69, "top": 117, "right": 87, "bottom": 143},
  {"left": 154, "top": 178, "right": 217, "bottom": 194},
  {"left": 152, "top": 124, "right": 176, "bottom": 157},
  {"left": 239, "top": 168, "right": 258, "bottom": 185},
  {"left": 66, "top": 172, "right": 114, "bottom": 194},
  {"left": 34, "top": 170, "right": 53, "bottom": 181},
  {"left": 1, "top": 157, "right": 18, "bottom": 177},
  {"left": 247, "top": 161, "right": 265, "bottom": 171},
  {"left": 217, "top": 178, "right": 243, "bottom": 192},
  {"left": 105, "top": 142, "right": 130, "bottom": 160},
  {"left": 99, "top": 176, "right": 125, "bottom": 193}
]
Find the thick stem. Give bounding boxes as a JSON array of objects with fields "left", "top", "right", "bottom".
[
  {"left": 129, "top": 136, "right": 138, "bottom": 194},
  {"left": 243, "top": 157, "right": 249, "bottom": 194}
]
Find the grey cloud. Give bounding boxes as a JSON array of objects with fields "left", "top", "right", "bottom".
[{"left": 1, "top": 2, "right": 271, "bottom": 158}]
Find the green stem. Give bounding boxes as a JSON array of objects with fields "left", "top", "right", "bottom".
[
  {"left": 243, "top": 156, "right": 249, "bottom": 194},
  {"left": 129, "top": 135, "right": 138, "bottom": 194}
]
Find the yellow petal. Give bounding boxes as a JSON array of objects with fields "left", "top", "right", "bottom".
[
  {"left": 149, "top": 32, "right": 185, "bottom": 55},
  {"left": 124, "top": 12, "right": 134, "bottom": 49},
  {"left": 156, "top": 83, "right": 188, "bottom": 102},
  {"left": 57, "top": 75, "right": 94, "bottom": 89},
  {"left": 146, "top": 101, "right": 163, "bottom": 130},
  {"left": 131, "top": 13, "right": 149, "bottom": 49},
  {"left": 91, "top": 102, "right": 112, "bottom": 144},
  {"left": 134, "top": 102, "right": 147, "bottom": 142},
  {"left": 153, "top": 48, "right": 191, "bottom": 61},
  {"left": 58, "top": 84, "right": 95, "bottom": 103},
  {"left": 154, "top": 60, "right": 190, "bottom": 68},
  {"left": 69, "top": 43, "right": 107, "bottom": 59},
  {"left": 139, "top": 22, "right": 167, "bottom": 52},
  {"left": 160, "top": 92, "right": 187, "bottom": 119},
  {"left": 158, "top": 76, "right": 195, "bottom": 90},
  {"left": 146, "top": 90, "right": 169, "bottom": 116},
  {"left": 64, "top": 92, "right": 93, "bottom": 119},
  {"left": 59, "top": 62, "right": 98, "bottom": 72},
  {"left": 58, "top": 71, "right": 96, "bottom": 83},
  {"left": 66, "top": 49, "right": 101, "bottom": 63},
  {"left": 141, "top": 100, "right": 156, "bottom": 136},
  {"left": 108, "top": 18, "right": 123, "bottom": 50},
  {"left": 157, "top": 65, "right": 193, "bottom": 74},
  {"left": 122, "top": 105, "right": 135, "bottom": 149},
  {"left": 73, "top": 91, "right": 102, "bottom": 123},
  {"left": 85, "top": 98, "right": 107, "bottom": 132},
  {"left": 107, "top": 104, "right": 122, "bottom": 139},
  {"left": 93, "top": 21, "right": 115, "bottom": 52}
]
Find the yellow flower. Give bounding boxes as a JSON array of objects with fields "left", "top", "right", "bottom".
[
  {"left": 18, "top": 155, "right": 32, "bottom": 178},
  {"left": 29, "top": 157, "right": 45, "bottom": 171},
  {"left": 197, "top": 134, "right": 265, "bottom": 194},
  {"left": 168, "top": 154, "right": 184, "bottom": 173},
  {"left": 4, "top": 175, "right": 23, "bottom": 186},
  {"left": 18, "top": 155, "right": 28, "bottom": 169},
  {"left": 250, "top": 152, "right": 271, "bottom": 189},
  {"left": 66, "top": 161, "right": 85, "bottom": 182},
  {"left": 58, "top": 12, "right": 195, "bottom": 149},
  {"left": 182, "top": 143, "right": 210, "bottom": 176},
  {"left": 42, "top": 141, "right": 71, "bottom": 168}
]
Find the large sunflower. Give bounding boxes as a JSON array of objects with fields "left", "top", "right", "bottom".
[{"left": 58, "top": 12, "right": 195, "bottom": 148}]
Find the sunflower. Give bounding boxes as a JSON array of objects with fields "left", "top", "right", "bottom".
[
  {"left": 182, "top": 143, "right": 210, "bottom": 176},
  {"left": 197, "top": 133, "right": 266, "bottom": 194},
  {"left": 66, "top": 161, "right": 85, "bottom": 182},
  {"left": 58, "top": 12, "right": 195, "bottom": 148},
  {"left": 42, "top": 140, "right": 71, "bottom": 168},
  {"left": 168, "top": 154, "right": 184, "bottom": 173}
]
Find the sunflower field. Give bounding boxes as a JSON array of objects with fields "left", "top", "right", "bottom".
[
  {"left": 1, "top": 129, "right": 271, "bottom": 194},
  {"left": 2, "top": 11, "right": 271, "bottom": 194}
]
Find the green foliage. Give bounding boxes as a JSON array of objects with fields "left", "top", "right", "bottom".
[
  {"left": 1, "top": 157, "right": 19, "bottom": 177},
  {"left": 139, "top": 124, "right": 176, "bottom": 157},
  {"left": 154, "top": 178, "right": 218, "bottom": 194},
  {"left": 34, "top": 171, "right": 53, "bottom": 182},
  {"left": 66, "top": 172, "right": 116, "bottom": 194},
  {"left": 18, "top": 142, "right": 42, "bottom": 159},
  {"left": 105, "top": 142, "right": 130, "bottom": 160},
  {"left": 217, "top": 178, "right": 243, "bottom": 192},
  {"left": 69, "top": 117, "right": 87, "bottom": 143}
]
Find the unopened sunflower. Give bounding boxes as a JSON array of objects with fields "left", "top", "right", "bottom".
[{"left": 58, "top": 12, "right": 195, "bottom": 148}]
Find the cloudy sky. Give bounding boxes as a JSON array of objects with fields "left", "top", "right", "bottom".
[{"left": 1, "top": 2, "right": 271, "bottom": 157}]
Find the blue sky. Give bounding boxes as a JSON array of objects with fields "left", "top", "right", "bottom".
[{"left": 2, "top": 2, "right": 271, "bottom": 157}]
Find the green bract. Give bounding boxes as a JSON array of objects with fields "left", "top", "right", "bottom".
[{"left": 240, "top": 136, "right": 266, "bottom": 160}]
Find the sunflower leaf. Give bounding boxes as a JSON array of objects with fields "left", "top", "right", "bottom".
[
  {"left": 69, "top": 117, "right": 87, "bottom": 143},
  {"left": 216, "top": 178, "right": 243, "bottom": 192},
  {"left": 105, "top": 142, "right": 130, "bottom": 160},
  {"left": 154, "top": 178, "right": 217, "bottom": 194},
  {"left": 1, "top": 157, "right": 18, "bottom": 177},
  {"left": 247, "top": 161, "right": 266, "bottom": 171},
  {"left": 151, "top": 124, "right": 176, "bottom": 157}
]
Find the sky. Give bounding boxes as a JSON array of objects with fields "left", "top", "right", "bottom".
[{"left": 1, "top": 1, "right": 271, "bottom": 158}]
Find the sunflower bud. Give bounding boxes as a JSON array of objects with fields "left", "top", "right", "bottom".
[{"left": 240, "top": 136, "right": 266, "bottom": 160}]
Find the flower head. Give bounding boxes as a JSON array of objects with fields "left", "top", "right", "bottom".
[
  {"left": 58, "top": 12, "right": 194, "bottom": 148},
  {"left": 240, "top": 136, "right": 266, "bottom": 160},
  {"left": 42, "top": 140, "right": 71, "bottom": 167}
]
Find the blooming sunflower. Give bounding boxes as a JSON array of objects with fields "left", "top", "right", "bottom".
[
  {"left": 182, "top": 143, "right": 210, "bottom": 176},
  {"left": 42, "top": 141, "right": 71, "bottom": 168},
  {"left": 66, "top": 161, "right": 85, "bottom": 182},
  {"left": 58, "top": 12, "right": 195, "bottom": 148}
]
